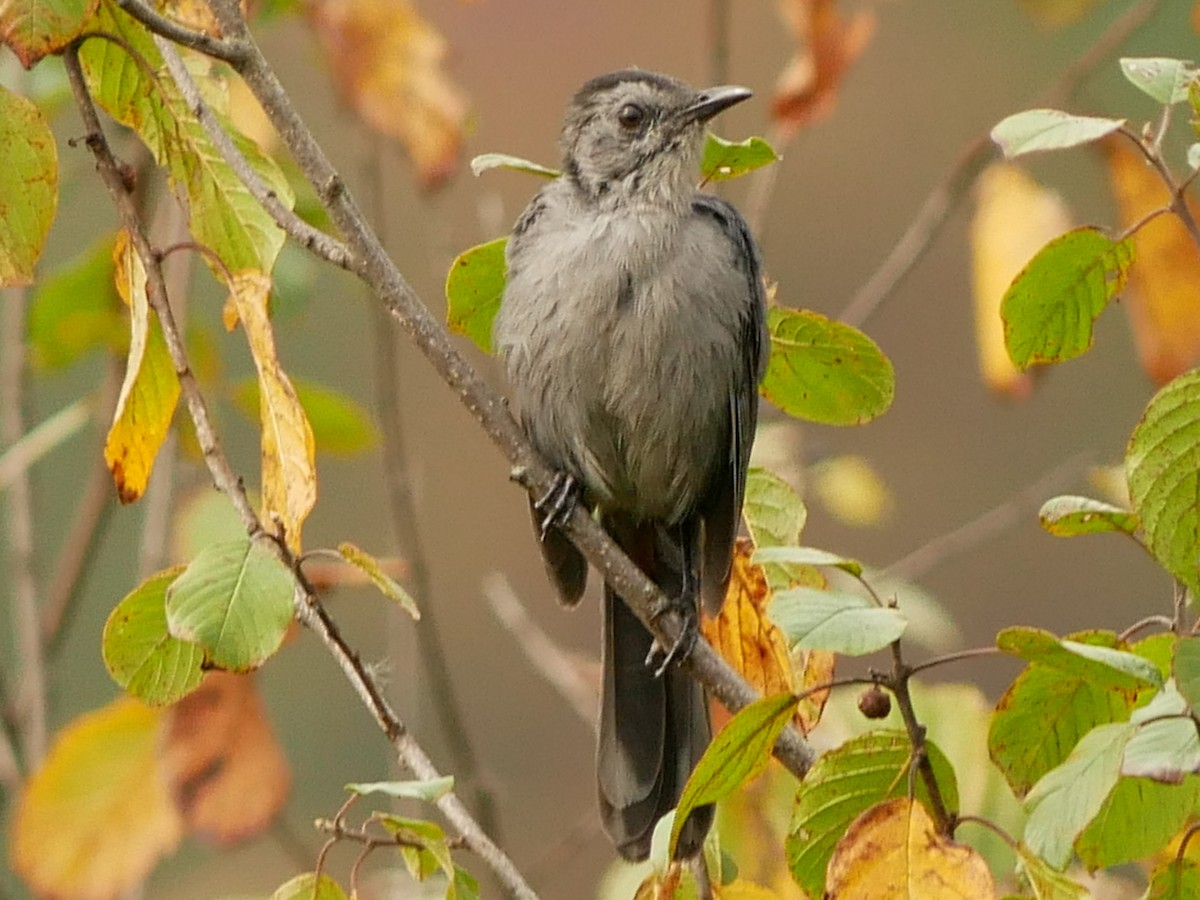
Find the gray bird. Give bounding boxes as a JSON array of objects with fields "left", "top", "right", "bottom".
[{"left": 493, "top": 69, "right": 768, "bottom": 862}]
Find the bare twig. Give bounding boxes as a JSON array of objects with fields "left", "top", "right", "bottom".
[
  {"left": 43, "top": 365, "right": 120, "bottom": 649},
  {"left": 364, "top": 139, "right": 497, "bottom": 836},
  {"left": 881, "top": 451, "right": 1093, "bottom": 583},
  {"left": 907, "top": 646, "right": 1004, "bottom": 678},
  {"left": 0, "top": 399, "right": 90, "bottom": 490},
  {"left": 483, "top": 573, "right": 599, "bottom": 730},
  {"left": 2, "top": 285, "right": 46, "bottom": 769},
  {"left": 65, "top": 42, "right": 539, "bottom": 900},
  {"left": 195, "top": 0, "right": 817, "bottom": 779},
  {"left": 886, "top": 642, "right": 951, "bottom": 835},
  {"left": 706, "top": 0, "right": 731, "bottom": 87},
  {"left": 840, "top": 0, "right": 1163, "bottom": 328}
]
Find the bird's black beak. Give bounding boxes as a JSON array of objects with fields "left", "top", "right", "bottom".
[{"left": 679, "top": 85, "right": 753, "bottom": 125}]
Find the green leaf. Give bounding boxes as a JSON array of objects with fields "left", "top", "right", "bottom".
[
  {"left": 742, "top": 467, "right": 807, "bottom": 548},
  {"left": 346, "top": 776, "right": 453, "bottom": 801},
  {"left": 271, "top": 873, "right": 348, "bottom": 900},
  {"left": 0, "top": 0, "right": 96, "bottom": 67},
  {"left": 1001, "top": 227, "right": 1134, "bottom": 370},
  {"left": 102, "top": 566, "right": 205, "bottom": 705},
  {"left": 338, "top": 542, "right": 420, "bottom": 619},
  {"left": 1023, "top": 721, "right": 1131, "bottom": 869},
  {"left": 1122, "top": 682, "right": 1200, "bottom": 782},
  {"left": 1146, "top": 857, "right": 1200, "bottom": 899},
  {"left": 1014, "top": 843, "right": 1088, "bottom": 900},
  {"left": 79, "top": 1, "right": 293, "bottom": 274},
  {"left": 165, "top": 538, "right": 294, "bottom": 671},
  {"left": 669, "top": 691, "right": 797, "bottom": 858},
  {"left": 1188, "top": 143, "right": 1200, "bottom": 171},
  {"left": 786, "top": 730, "right": 959, "bottom": 899},
  {"left": 1119, "top": 58, "right": 1197, "bottom": 105},
  {"left": 699, "top": 134, "right": 779, "bottom": 182},
  {"left": 1126, "top": 370, "right": 1200, "bottom": 593},
  {"left": 1037, "top": 495, "right": 1138, "bottom": 537},
  {"left": 751, "top": 546, "right": 862, "bottom": 577},
  {"left": 1075, "top": 772, "right": 1200, "bottom": 869},
  {"left": 379, "top": 815, "right": 454, "bottom": 881},
  {"left": 445, "top": 237, "right": 507, "bottom": 354},
  {"left": 990, "top": 109, "right": 1125, "bottom": 158},
  {"left": 27, "top": 236, "right": 126, "bottom": 369},
  {"left": 1175, "top": 636, "right": 1200, "bottom": 709},
  {"left": 469, "top": 153, "right": 560, "bottom": 179},
  {"left": 233, "top": 377, "right": 379, "bottom": 458},
  {"left": 997, "top": 626, "right": 1161, "bottom": 691},
  {"left": 989, "top": 631, "right": 1138, "bottom": 795},
  {"left": 448, "top": 866, "right": 480, "bottom": 900},
  {"left": 760, "top": 307, "right": 894, "bottom": 425},
  {"left": 769, "top": 587, "right": 905, "bottom": 655},
  {"left": 0, "top": 84, "right": 58, "bottom": 287}
]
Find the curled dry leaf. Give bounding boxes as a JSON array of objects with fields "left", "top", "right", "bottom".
[
  {"left": 160, "top": 671, "right": 291, "bottom": 843},
  {"left": 970, "top": 163, "right": 1072, "bottom": 397},
  {"left": 1103, "top": 137, "right": 1200, "bottom": 385},
  {"left": 308, "top": 0, "right": 469, "bottom": 188},
  {"left": 227, "top": 271, "right": 317, "bottom": 551},
  {"left": 772, "top": 0, "right": 875, "bottom": 134}
]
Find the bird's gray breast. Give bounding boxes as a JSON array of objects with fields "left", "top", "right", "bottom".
[{"left": 496, "top": 198, "right": 746, "bottom": 523}]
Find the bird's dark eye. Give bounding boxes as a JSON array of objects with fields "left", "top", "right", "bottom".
[{"left": 617, "top": 103, "right": 645, "bottom": 130}]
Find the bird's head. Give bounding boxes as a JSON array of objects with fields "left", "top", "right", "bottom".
[{"left": 559, "top": 70, "right": 751, "bottom": 209}]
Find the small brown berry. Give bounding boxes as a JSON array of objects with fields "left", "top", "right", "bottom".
[{"left": 858, "top": 685, "right": 891, "bottom": 719}]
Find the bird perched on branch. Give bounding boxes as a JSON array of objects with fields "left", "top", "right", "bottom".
[{"left": 494, "top": 69, "right": 768, "bottom": 862}]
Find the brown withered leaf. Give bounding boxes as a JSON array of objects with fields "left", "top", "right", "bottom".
[
  {"left": 792, "top": 646, "right": 835, "bottom": 734},
  {"left": 160, "top": 672, "right": 291, "bottom": 844},
  {"left": 703, "top": 539, "right": 798, "bottom": 726},
  {"left": 772, "top": 0, "right": 875, "bottom": 134},
  {"left": 1104, "top": 137, "right": 1200, "bottom": 385},
  {"left": 308, "top": 0, "right": 468, "bottom": 188},
  {"left": 159, "top": 0, "right": 222, "bottom": 37}
]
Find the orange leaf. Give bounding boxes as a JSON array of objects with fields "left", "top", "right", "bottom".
[
  {"left": 104, "top": 229, "right": 182, "bottom": 503},
  {"left": 703, "top": 539, "right": 797, "bottom": 725},
  {"left": 9, "top": 698, "right": 183, "bottom": 900},
  {"left": 772, "top": 0, "right": 875, "bottom": 134},
  {"left": 228, "top": 271, "right": 316, "bottom": 551},
  {"left": 160, "top": 672, "right": 291, "bottom": 844},
  {"left": 970, "top": 163, "right": 1072, "bottom": 397},
  {"left": 1104, "top": 137, "right": 1200, "bottom": 385},
  {"left": 826, "top": 798, "right": 997, "bottom": 899},
  {"left": 792, "top": 646, "right": 835, "bottom": 734},
  {"left": 308, "top": 0, "right": 469, "bottom": 188}
]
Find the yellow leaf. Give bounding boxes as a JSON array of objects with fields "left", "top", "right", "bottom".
[
  {"left": 703, "top": 540, "right": 795, "bottom": 715},
  {"left": 715, "top": 879, "right": 785, "bottom": 899},
  {"left": 809, "top": 454, "right": 894, "bottom": 527},
  {"left": 970, "top": 163, "right": 1072, "bottom": 397},
  {"left": 9, "top": 697, "right": 183, "bottom": 900},
  {"left": 1104, "top": 137, "right": 1200, "bottom": 385},
  {"left": 160, "top": 672, "right": 291, "bottom": 843},
  {"left": 104, "top": 229, "right": 182, "bottom": 503},
  {"left": 229, "top": 271, "right": 316, "bottom": 551},
  {"left": 826, "top": 798, "right": 996, "bottom": 899},
  {"left": 792, "top": 646, "right": 835, "bottom": 734},
  {"left": 308, "top": 0, "right": 469, "bottom": 188}
]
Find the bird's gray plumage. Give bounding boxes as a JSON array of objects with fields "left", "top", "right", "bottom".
[{"left": 494, "top": 69, "right": 768, "bottom": 862}]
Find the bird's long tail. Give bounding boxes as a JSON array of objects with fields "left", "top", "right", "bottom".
[{"left": 596, "top": 516, "right": 713, "bottom": 862}]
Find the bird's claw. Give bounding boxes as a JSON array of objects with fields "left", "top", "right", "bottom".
[
  {"left": 645, "top": 605, "right": 699, "bottom": 678},
  {"left": 535, "top": 472, "right": 579, "bottom": 541}
]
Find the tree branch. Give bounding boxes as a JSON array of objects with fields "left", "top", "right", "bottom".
[
  {"left": 191, "top": 0, "right": 817, "bottom": 776},
  {"left": 65, "top": 41, "right": 539, "bottom": 900}
]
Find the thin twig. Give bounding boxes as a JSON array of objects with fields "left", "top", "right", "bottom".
[
  {"left": 954, "top": 814, "right": 1019, "bottom": 850},
  {"left": 907, "top": 646, "right": 1003, "bottom": 678},
  {"left": 196, "top": 0, "right": 817, "bottom": 780},
  {"left": 706, "top": 0, "right": 731, "bottom": 87},
  {"left": 483, "top": 573, "right": 599, "bottom": 730},
  {"left": 150, "top": 34, "right": 359, "bottom": 274},
  {"left": 1119, "top": 613, "right": 1173, "bottom": 643},
  {"left": 881, "top": 451, "right": 1093, "bottom": 583},
  {"left": 839, "top": 0, "right": 1163, "bottom": 328},
  {"left": 65, "top": 43, "right": 539, "bottom": 900},
  {"left": 364, "top": 138, "right": 498, "bottom": 837},
  {"left": 0, "top": 399, "right": 90, "bottom": 490},
  {"left": 115, "top": 0, "right": 247, "bottom": 62},
  {"left": 2, "top": 285, "right": 47, "bottom": 769},
  {"left": 43, "top": 363, "right": 120, "bottom": 650},
  {"left": 887, "top": 642, "right": 951, "bottom": 835}
]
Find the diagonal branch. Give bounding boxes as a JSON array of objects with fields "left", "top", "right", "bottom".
[
  {"left": 189, "top": 0, "right": 817, "bottom": 781},
  {"left": 64, "top": 40, "right": 538, "bottom": 900}
]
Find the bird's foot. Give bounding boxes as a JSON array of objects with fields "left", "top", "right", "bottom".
[
  {"left": 534, "top": 471, "right": 580, "bottom": 541},
  {"left": 645, "top": 603, "right": 699, "bottom": 678}
]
